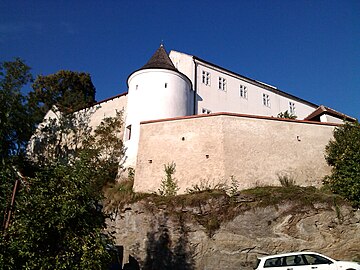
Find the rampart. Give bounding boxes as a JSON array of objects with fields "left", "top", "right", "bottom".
[{"left": 133, "top": 113, "right": 337, "bottom": 194}]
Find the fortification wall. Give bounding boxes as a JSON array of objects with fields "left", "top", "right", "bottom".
[
  {"left": 133, "top": 113, "right": 336, "bottom": 194},
  {"left": 88, "top": 93, "right": 127, "bottom": 129}
]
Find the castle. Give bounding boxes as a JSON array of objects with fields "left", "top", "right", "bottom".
[{"left": 37, "top": 45, "right": 356, "bottom": 193}]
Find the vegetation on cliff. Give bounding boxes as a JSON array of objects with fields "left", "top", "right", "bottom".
[{"left": 105, "top": 175, "right": 348, "bottom": 238}]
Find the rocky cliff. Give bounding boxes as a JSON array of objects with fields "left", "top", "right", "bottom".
[{"left": 106, "top": 189, "right": 360, "bottom": 269}]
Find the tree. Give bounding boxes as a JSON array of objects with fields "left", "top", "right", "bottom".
[
  {"left": 1, "top": 156, "right": 112, "bottom": 269},
  {"left": 31, "top": 70, "right": 96, "bottom": 115},
  {"left": 29, "top": 106, "right": 96, "bottom": 166},
  {"left": 0, "top": 58, "right": 34, "bottom": 159},
  {"left": 277, "top": 110, "right": 297, "bottom": 120},
  {"left": 0, "top": 58, "right": 35, "bottom": 233},
  {"left": 1, "top": 111, "right": 124, "bottom": 269},
  {"left": 324, "top": 121, "right": 360, "bottom": 207},
  {"left": 0, "top": 59, "right": 123, "bottom": 268},
  {"left": 158, "top": 162, "right": 179, "bottom": 196}
]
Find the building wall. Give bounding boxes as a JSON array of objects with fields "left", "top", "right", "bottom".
[
  {"left": 123, "top": 69, "right": 193, "bottom": 167},
  {"left": 27, "top": 94, "right": 128, "bottom": 162},
  {"left": 222, "top": 116, "right": 334, "bottom": 188},
  {"left": 133, "top": 113, "right": 336, "bottom": 194},
  {"left": 169, "top": 50, "right": 195, "bottom": 89},
  {"left": 320, "top": 114, "right": 344, "bottom": 124},
  {"left": 88, "top": 94, "right": 128, "bottom": 129},
  {"left": 196, "top": 62, "right": 317, "bottom": 119},
  {"left": 169, "top": 50, "right": 318, "bottom": 120}
]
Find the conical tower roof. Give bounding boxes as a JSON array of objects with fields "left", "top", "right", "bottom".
[
  {"left": 140, "top": 44, "right": 178, "bottom": 71},
  {"left": 127, "top": 45, "right": 192, "bottom": 88}
]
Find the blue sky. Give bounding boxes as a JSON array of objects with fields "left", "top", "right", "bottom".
[{"left": 1, "top": 0, "right": 359, "bottom": 119}]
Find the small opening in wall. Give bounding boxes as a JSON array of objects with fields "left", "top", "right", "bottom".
[
  {"left": 148, "top": 159, "right": 152, "bottom": 164},
  {"left": 297, "top": 136, "right": 301, "bottom": 141},
  {"left": 205, "top": 154, "right": 209, "bottom": 159},
  {"left": 181, "top": 137, "right": 185, "bottom": 141},
  {"left": 126, "top": 125, "right": 132, "bottom": 141},
  {"left": 165, "top": 83, "right": 168, "bottom": 88},
  {"left": 135, "top": 84, "right": 138, "bottom": 90}
]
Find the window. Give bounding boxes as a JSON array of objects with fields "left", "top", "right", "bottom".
[
  {"left": 263, "top": 93, "right": 270, "bottom": 107},
  {"left": 283, "top": 255, "right": 306, "bottom": 266},
  {"left": 239, "top": 85, "right": 247, "bottom": 99},
  {"left": 202, "top": 71, "right": 211, "bottom": 86},
  {"left": 289, "top": 102, "right": 295, "bottom": 114},
  {"left": 165, "top": 82, "right": 168, "bottom": 88},
  {"left": 135, "top": 84, "right": 138, "bottom": 90},
  {"left": 202, "top": 108, "right": 211, "bottom": 114},
  {"left": 218, "top": 77, "right": 226, "bottom": 91},
  {"left": 125, "top": 125, "right": 132, "bottom": 141},
  {"left": 264, "top": 257, "right": 283, "bottom": 267},
  {"left": 261, "top": 253, "right": 335, "bottom": 269},
  {"left": 264, "top": 255, "right": 306, "bottom": 267},
  {"left": 303, "top": 254, "right": 333, "bottom": 265}
]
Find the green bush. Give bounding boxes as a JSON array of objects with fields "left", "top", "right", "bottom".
[
  {"left": 324, "top": 121, "right": 360, "bottom": 207},
  {"left": 158, "top": 162, "right": 179, "bottom": 196},
  {"left": 277, "top": 110, "right": 297, "bottom": 119}
]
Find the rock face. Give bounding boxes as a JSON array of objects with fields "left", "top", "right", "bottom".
[{"left": 106, "top": 198, "right": 360, "bottom": 270}]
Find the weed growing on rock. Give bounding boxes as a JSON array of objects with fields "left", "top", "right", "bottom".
[
  {"left": 228, "top": 175, "right": 239, "bottom": 197},
  {"left": 103, "top": 177, "right": 149, "bottom": 212},
  {"left": 278, "top": 174, "right": 296, "bottom": 187},
  {"left": 158, "top": 162, "right": 179, "bottom": 196},
  {"left": 186, "top": 179, "right": 227, "bottom": 194}
]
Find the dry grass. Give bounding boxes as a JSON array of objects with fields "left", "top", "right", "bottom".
[
  {"left": 242, "top": 185, "right": 345, "bottom": 208},
  {"left": 103, "top": 179, "right": 149, "bottom": 212}
]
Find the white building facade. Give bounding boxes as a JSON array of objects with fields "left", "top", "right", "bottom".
[
  {"left": 119, "top": 46, "right": 354, "bottom": 168},
  {"left": 31, "top": 45, "right": 356, "bottom": 191},
  {"left": 123, "top": 45, "right": 193, "bottom": 167},
  {"left": 169, "top": 50, "right": 318, "bottom": 119}
]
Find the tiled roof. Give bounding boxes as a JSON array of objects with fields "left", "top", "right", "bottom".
[
  {"left": 304, "top": 105, "right": 356, "bottom": 122},
  {"left": 140, "top": 111, "right": 341, "bottom": 127},
  {"left": 140, "top": 44, "right": 178, "bottom": 71}
]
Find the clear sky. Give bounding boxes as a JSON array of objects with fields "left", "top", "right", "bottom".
[{"left": 1, "top": 0, "right": 359, "bottom": 119}]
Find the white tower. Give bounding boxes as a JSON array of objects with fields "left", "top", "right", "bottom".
[{"left": 123, "top": 45, "right": 193, "bottom": 167}]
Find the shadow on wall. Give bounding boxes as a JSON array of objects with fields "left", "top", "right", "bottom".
[
  {"left": 123, "top": 255, "right": 140, "bottom": 270},
  {"left": 143, "top": 215, "right": 195, "bottom": 270},
  {"left": 108, "top": 245, "right": 140, "bottom": 270}
]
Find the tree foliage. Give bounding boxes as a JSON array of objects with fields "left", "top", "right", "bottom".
[
  {"left": 1, "top": 59, "right": 123, "bottom": 269},
  {"left": 1, "top": 155, "right": 112, "bottom": 269},
  {"left": 0, "top": 58, "right": 36, "bottom": 233},
  {"left": 30, "top": 106, "right": 124, "bottom": 176},
  {"left": 277, "top": 110, "right": 297, "bottom": 120},
  {"left": 31, "top": 70, "right": 96, "bottom": 115},
  {"left": 324, "top": 121, "right": 360, "bottom": 207},
  {"left": 30, "top": 107, "right": 96, "bottom": 166},
  {"left": 158, "top": 162, "right": 179, "bottom": 196},
  {"left": 1, "top": 110, "right": 124, "bottom": 269},
  {"left": 0, "top": 58, "right": 34, "bottom": 159}
]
